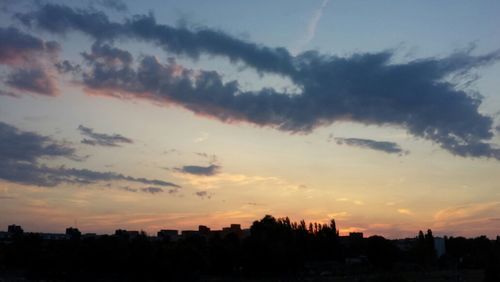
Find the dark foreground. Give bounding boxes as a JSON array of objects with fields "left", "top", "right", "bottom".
[{"left": 1, "top": 215, "right": 499, "bottom": 281}]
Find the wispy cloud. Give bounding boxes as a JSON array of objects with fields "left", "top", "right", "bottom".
[
  {"left": 397, "top": 208, "right": 413, "bottom": 216},
  {"left": 336, "top": 198, "right": 364, "bottom": 206},
  {"left": 195, "top": 152, "right": 218, "bottom": 164},
  {"left": 175, "top": 172, "right": 299, "bottom": 191},
  {"left": 432, "top": 202, "right": 500, "bottom": 237},
  {"left": 293, "top": 0, "right": 330, "bottom": 53},
  {"left": 434, "top": 202, "right": 500, "bottom": 223},
  {"left": 193, "top": 132, "right": 209, "bottom": 143},
  {"left": 326, "top": 211, "right": 349, "bottom": 219},
  {"left": 194, "top": 190, "right": 213, "bottom": 199},
  {"left": 141, "top": 187, "right": 164, "bottom": 194}
]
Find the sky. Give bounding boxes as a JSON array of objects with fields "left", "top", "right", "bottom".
[{"left": 0, "top": 0, "right": 500, "bottom": 238}]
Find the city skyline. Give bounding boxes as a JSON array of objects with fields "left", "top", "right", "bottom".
[{"left": 1, "top": 0, "right": 500, "bottom": 239}]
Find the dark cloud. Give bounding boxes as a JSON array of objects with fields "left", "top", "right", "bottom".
[
  {"left": 0, "top": 121, "right": 76, "bottom": 163},
  {"left": 119, "top": 186, "right": 137, "bottom": 192},
  {"left": 15, "top": 4, "right": 500, "bottom": 160},
  {"left": 61, "top": 167, "right": 178, "bottom": 187},
  {"left": 0, "top": 162, "right": 179, "bottom": 188},
  {"left": 120, "top": 186, "right": 179, "bottom": 195},
  {"left": 6, "top": 67, "right": 59, "bottom": 96},
  {"left": 0, "top": 26, "right": 59, "bottom": 66},
  {"left": 0, "top": 27, "right": 60, "bottom": 97},
  {"left": 175, "top": 164, "right": 220, "bottom": 176},
  {"left": 334, "top": 137, "right": 408, "bottom": 155},
  {"left": 78, "top": 125, "right": 133, "bottom": 147},
  {"left": 141, "top": 187, "right": 163, "bottom": 194},
  {"left": 92, "top": 0, "right": 128, "bottom": 12},
  {"left": 0, "top": 26, "right": 60, "bottom": 96},
  {"left": 82, "top": 42, "right": 132, "bottom": 66},
  {"left": 167, "top": 187, "right": 180, "bottom": 195},
  {"left": 0, "top": 121, "right": 179, "bottom": 188},
  {"left": 194, "top": 190, "right": 212, "bottom": 199},
  {"left": 16, "top": 4, "right": 123, "bottom": 40},
  {"left": 55, "top": 60, "right": 81, "bottom": 74},
  {"left": 16, "top": 4, "right": 294, "bottom": 74},
  {"left": 78, "top": 51, "right": 500, "bottom": 159}
]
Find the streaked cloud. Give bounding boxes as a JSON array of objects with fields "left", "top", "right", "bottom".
[
  {"left": 0, "top": 121, "right": 76, "bottom": 162},
  {"left": 334, "top": 137, "right": 408, "bottom": 155},
  {"left": 119, "top": 186, "right": 168, "bottom": 195},
  {"left": 78, "top": 125, "right": 133, "bottom": 147},
  {"left": 174, "top": 164, "right": 221, "bottom": 176},
  {"left": 0, "top": 121, "right": 178, "bottom": 188}
]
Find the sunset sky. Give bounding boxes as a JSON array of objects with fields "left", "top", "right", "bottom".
[{"left": 1, "top": 0, "right": 500, "bottom": 238}]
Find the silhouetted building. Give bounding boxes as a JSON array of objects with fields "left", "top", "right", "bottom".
[
  {"left": 1, "top": 214, "right": 497, "bottom": 281},
  {"left": 434, "top": 237, "right": 446, "bottom": 257},
  {"left": 41, "top": 233, "right": 67, "bottom": 240},
  {"left": 66, "top": 227, "right": 81, "bottom": 239},
  {"left": 82, "top": 233, "right": 98, "bottom": 239},
  {"left": 180, "top": 224, "right": 247, "bottom": 239},
  {"left": 115, "top": 229, "right": 140, "bottom": 240},
  {"left": 7, "top": 224, "right": 23, "bottom": 235},
  {"left": 0, "top": 231, "right": 8, "bottom": 240},
  {"left": 181, "top": 230, "right": 199, "bottom": 237},
  {"left": 394, "top": 238, "right": 416, "bottom": 251},
  {"left": 157, "top": 229, "right": 179, "bottom": 241},
  {"left": 242, "top": 228, "right": 251, "bottom": 238},
  {"left": 339, "top": 232, "right": 364, "bottom": 247},
  {"left": 199, "top": 225, "right": 211, "bottom": 236},
  {"left": 221, "top": 223, "right": 243, "bottom": 237}
]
